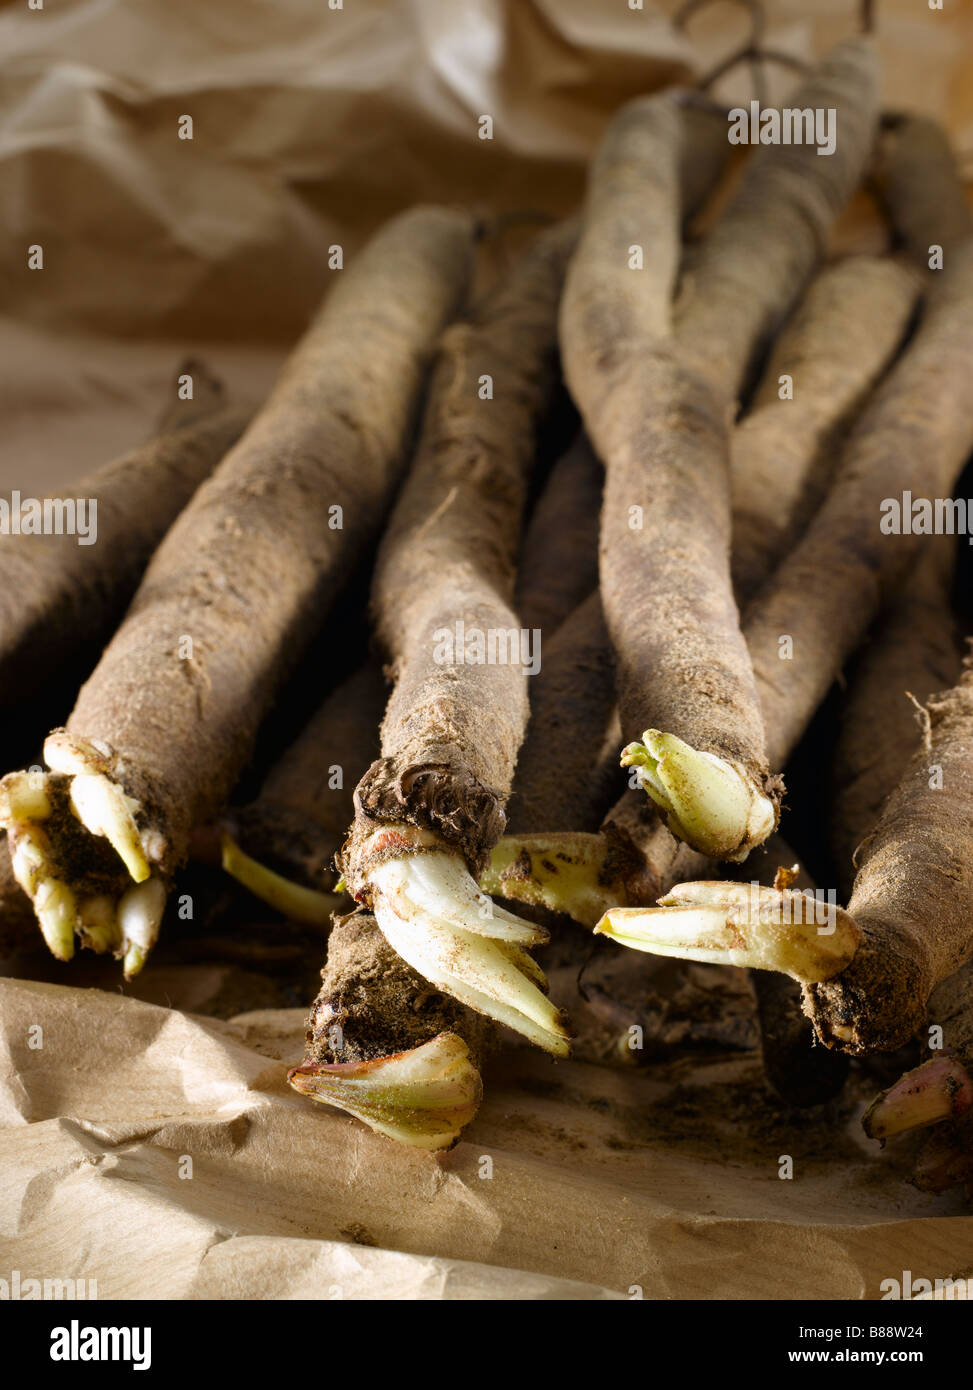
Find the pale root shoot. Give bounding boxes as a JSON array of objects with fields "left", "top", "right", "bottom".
[
  {"left": 68, "top": 774, "right": 149, "bottom": 883},
  {"left": 365, "top": 827, "right": 570, "bottom": 1056},
  {"left": 220, "top": 833, "right": 344, "bottom": 927},
  {"left": 118, "top": 878, "right": 167, "bottom": 978},
  {"left": 481, "top": 832, "right": 619, "bottom": 928},
  {"left": 0, "top": 734, "right": 169, "bottom": 975},
  {"left": 33, "top": 876, "right": 78, "bottom": 963},
  {"left": 621, "top": 730, "right": 775, "bottom": 861},
  {"left": 288, "top": 1032, "right": 483, "bottom": 1150},
  {"left": 862, "top": 1054, "right": 973, "bottom": 1140},
  {"left": 595, "top": 881, "right": 861, "bottom": 983},
  {"left": 77, "top": 895, "right": 122, "bottom": 955},
  {"left": 0, "top": 771, "right": 52, "bottom": 823}
]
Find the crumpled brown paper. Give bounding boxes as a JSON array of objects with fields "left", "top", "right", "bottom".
[
  {"left": 2, "top": 967, "right": 972, "bottom": 1300},
  {"left": 2, "top": 0, "right": 973, "bottom": 1300}
]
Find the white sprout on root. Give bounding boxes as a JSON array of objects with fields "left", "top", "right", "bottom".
[
  {"left": 595, "top": 880, "right": 861, "bottom": 983},
  {"left": 0, "top": 733, "right": 169, "bottom": 975},
  {"left": 33, "top": 875, "right": 78, "bottom": 963},
  {"left": 621, "top": 729, "right": 775, "bottom": 861},
  {"left": 118, "top": 878, "right": 168, "bottom": 978},
  {"left": 288, "top": 1032, "right": 483, "bottom": 1150},
  {"left": 45, "top": 732, "right": 152, "bottom": 883},
  {"left": 366, "top": 833, "right": 570, "bottom": 1056},
  {"left": 480, "top": 832, "right": 619, "bottom": 928}
]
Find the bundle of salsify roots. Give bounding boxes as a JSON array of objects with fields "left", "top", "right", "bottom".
[{"left": 3, "top": 36, "right": 973, "bottom": 1188}]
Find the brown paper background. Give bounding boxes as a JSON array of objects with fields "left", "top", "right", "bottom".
[{"left": 1, "top": 0, "right": 973, "bottom": 1300}]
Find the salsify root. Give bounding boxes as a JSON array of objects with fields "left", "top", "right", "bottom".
[
  {"left": 875, "top": 112, "right": 973, "bottom": 268},
  {"left": 514, "top": 436, "right": 603, "bottom": 642},
  {"left": 288, "top": 910, "right": 488, "bottom": 1150},
  {"left": 675, "top": 40, "right": 879, "bottom": 394},
  {"left": 605, "top": 650, "right": 973, "bottom": 1055},
  {"left": 846, "top": 565, "right": 970, "bottom": 1179},
  {"left": 492, "top": 71, "right": 890, "bottom": 923},
  {"left": 0, "top": 206, "right": 475, "bottom": 976},
  {"left": 831, "top": 535, "right": 962, "bottom": 898},
  {"left": 595, "top": 118, "right": 973, "bottom": 1055},
  {"left": 288, "top": 221, "right": 582, "bottom": 1148},
  {"left": 565, "top": 42, "right": 878, "bottom": 861},
  {"left": 337, "top": 219, "right": 577, "bottom": 1057},
  {"left": 504, "top": 592, "right": 618, "bottom": 841},
  {"left": 731, "top": 256, "right": 919, "bottom": 604},
  {"left": 0, "top": 361, "right": 247, "bottom": 713}
]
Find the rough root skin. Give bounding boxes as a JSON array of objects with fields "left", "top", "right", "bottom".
[
  {"left": 877, "top": 113, "right": 973, "bottom": 267},
  {"left": 805, "top": 653, "right": 973, "bottom": 1054},
  {"left": 731, "top": 256, "right": 920, "bottom": 605},
  {"left": 346, "top": 758, "right": 506, "bottom": 886},
  {"left": 748, "top": 241, "right": 973, "bottom": 774},
  {"left": 305, "top": 910, "right": 491, "bottom": 1063},
  {"left": 0, "top": 380, "right": 247, "bottom": 713},
  {"left": 561, "top": 60, "right": 883, "bottom": 847},
  {"left": 830, "top": 536, "right": 961, "bottom": 898}
]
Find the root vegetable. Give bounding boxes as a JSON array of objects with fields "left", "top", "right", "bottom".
[
  {"left": 831, "top": 536, "right": 962, "bottom": 896},
  {"left": 807, "top": 649, "right": 973, "bottom": 1051},
  {"left": 491, "top": 137, "right": 897, "bottom": 926},
  {"left": 746, "top": 238, "right": 973, "bottom": 778},
  {"left": 603, "top": 647, "right": 973, "bottom": 1055},
  {"left": 505, "top": 591, "right": 617, "bottom": 839},
  {"left": 0, "top": 206, "right": 475, "bottom": 976},
  {"left": 514, "top": 435, "right": 603, "bottom": 641},
  {"left": 583, "top": 103, "right": 973, "bottom": 1055},
  {"left": 676, "top": 41, "right": 879, "bottom": 392},
  {"left": 340, "top": 219, "right": 578, "bottom": 1057},
  {"left": 290, "top": 225, "right": 614, "bottom": 1139},
  {"left": 0, "top": 361, "right": 246, "bottom": 711},
  {"left": 566, "top": 42, "right": 878, "bottom": 860},
  {"left": 745, "top": 112, "right": 973, "bottom": 773},
  {"left": 731, "top": 256, "right": 919, "bottom": 603},
  {"left": 876, "top": 113, "right": 973, "bottom": 268},
  {"left": 288, "top": 145, "right": 727, "bottom": 1133}
]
